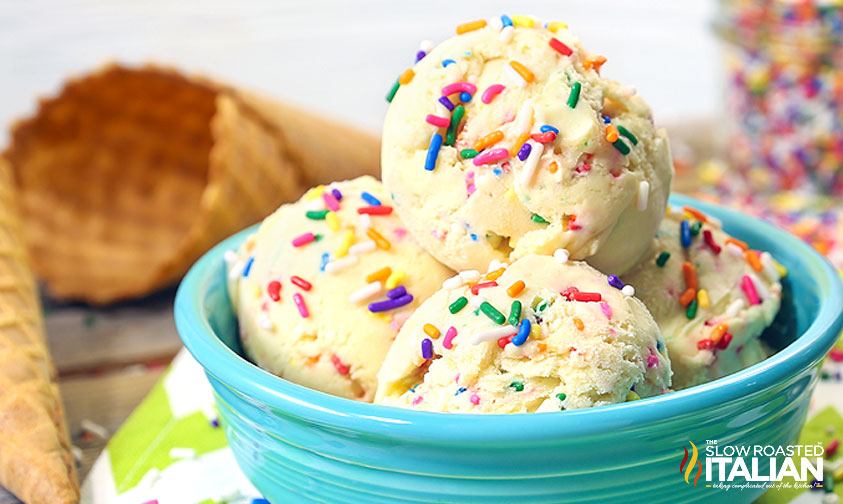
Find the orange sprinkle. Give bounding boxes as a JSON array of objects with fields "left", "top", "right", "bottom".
[
  {"left": 367, "top": 227, "right": 391, "bottom": 250},
  {"left": 679, "top": 288, "right": 696, "bottom": 307},
  {"left": 398, "top": 69, "right": 415, "bottom": 85},
  {"left": 366, "top": 267, "right": 392, "bottom": 283},
  {"left": 511, "top": 133, "right": 531, "bottom": 156},
  {"left": 456, "top": 19, "right": 486, "bottom": 34},
  {"left": 548, "top": 161, "right": 558, "bottom": 173},
  {"left": 473, "top": 130, "right": 504, "bottom": 152},
  {"left": 682, "top": 261, "right": 698, "bottom": 290},
  {"left": 506, "top": 280, "right": 526, "bottom": 297},
  {"left": 744, "top": 250, "right": 763, "bottom": 271},
  {"left": 423, "top": 323, "right": 441, "bottom": 339},
  {"left": 683, "top": 206, "right": 709, "bottom": 223},
  {"left": 725, "top": 237, "right": 748, "bottom": 251},
  {"left": 573, "top": 317, "right": 584, "bottom": 331},
  {"left": 485, "top": 267, "right": 506, "bottom": 281},
  {"left": 606, "top": 124, "right": 619, "bottom": 142},
  {"left": 583, "top": 55, "right": 607, "bottom": 73},
  {"left": 537, "top": 342, "right": 547, "bottom": 352},
  {"left": 509, "top": 61, "right": 535, "bottom": 83},
  {"left": 709, "top": 323, "right": 728, "bottom": 344}
]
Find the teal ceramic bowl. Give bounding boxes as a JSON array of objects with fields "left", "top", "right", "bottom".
[{"left": 175, "top": 194, "right": 843, "bottom": 504}]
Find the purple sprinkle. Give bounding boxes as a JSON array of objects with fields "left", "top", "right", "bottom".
[
  {"left": 421, "top": 338, "right": 433, "bottom": 359},
  {"left": 387, "top": 285, "right": 407, "bottom": 299},
  {"left": 331, "top": 188, "right": 343, "bottom": 201},
  {"left": 607, "top": 274, "right": 624, "bottom": 290},
  {"left": 369, "top": 294, "right": 414, "bottom": 312},
  {"left": 211, "top": 418, "right": 220, "bottom": 428},
  {"left": 416, "top": 50, "right": 426, "bottom": 62},
  {"left": 438, "top": 96, "right": 455, "bottom": 111},
  {"left": 517, "top": 142, "right": 532, "bottom": 161}
]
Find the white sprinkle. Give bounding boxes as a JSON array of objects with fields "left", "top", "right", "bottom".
[
  {"left": 503, "top": 64, "right": 528, "bottom": 88},
  {"left": 621, "top": 285, "right": 636, "bottom": 297},
  {"left": 519, "top": 141, "right": 543, "bottom": 187},
  {"left": 725, "top": 299, "right": 745, "bottom": 318},
  {"left": 223, "top": 250, "right": 238, "bottom": 264},
  {"left": 749, "top": 272, "right": 769, "bottom": 301},
  {"left": 467, "top": 73, "right": 478, "bottom": 84},
  {"left": 450, "top": 222, "right": 466, "bottom": 235},
  {"left": 257, "top": 315, "right": 274, "bottom": 330},
  {"left": 349, "top": 282, "right": 382, "bottom": 303},
  {"left": 487, "top": 16, "right": 503, "bottom": 31},
  {"left": 553, "top": 248, "right": 570, "bottom": 264},
  {"left": 499, "top": 25, "right": 514, "bottom": 43},
  {"left": 487, "top": 260, "right": 506, "bottom": 273},
  {"left": 668, "top": 206, "right": 684, "bottom": 219},
  {"left": 71, "top": 445, "right": 83, "bottom": 463},
  {"left": 80, "top": 419, "right": 109, "bottom": 438},
  {"left": 708, "top": 216, "right": 723, "bottom": 229},
  {"left": 470, "top": 326, "right": 517, "bottom": 345},
  {"left": 227, "top": 261, "right": 244, "bottom": 280},
  {"left": 636, "top": 181, "right": 650, "bottom": 211},
  {"left": 469, "top": 295, "right": 486, "bottom": 308},
  {"left": 349, "top": 240, "right": 377, "bottom": 255},
  {"left": 443, "top": 275, "right": 465, "bottom": 290},
  {"left": 511, "top": 100, "right": 534, "bottom": 138},
  {"left": 306, "top": 198, "right": 326, "bottom": 212},
  {"left": 726, "top": 243, "right": 744, "bottom": 257},
  {"left": 324, "top": 256, "right": 359, "bottom": 274},
  {"left": 459, "top": 270, "right": 482, "bottom": 283},
  {"left": 359, "top": 213, "right": 372, "bottom": 230},
  {"left": 169, "top": 447, "right": 196, "bottom": 460},
  {"left": 759, "top": 252, "right": 780, "bottom": 281},
  {"left": 419, "top": 39, "right": 435, "bottom": 52},
  {"left": 619, "top": 85, "right": 637, "bottom": 97}
]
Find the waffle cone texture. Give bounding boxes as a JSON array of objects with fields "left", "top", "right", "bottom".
[
  {"left": 3, "top": 64, "right": 380, "bottom": 304},
  {"left": 0, "top": 158, "right": 79, "bottom": 503}
]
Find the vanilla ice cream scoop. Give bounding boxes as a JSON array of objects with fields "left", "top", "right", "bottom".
[
  {"left": 622, "top": 205, "right": 782, "bottom": 390},
  {"left": 375, "top": 254, "right": 671, "bottom": 413},
  {"left": 382, "top": 18, "right": 672, "bottom": 276},
  {"left": 226, "top": 176, "right": 453, "bottom": 401}
]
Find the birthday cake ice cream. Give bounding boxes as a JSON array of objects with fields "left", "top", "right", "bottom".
[
  {"left": 381, "top": 18, "right": 673, "bottom": 276},
  {"left": 622, "top": 206, "right": 783, "bottom": 390},
  {"left": 226, "top": 176, "right": 453, "bottom": 401},
  {"left": 375, "top": 254, "right": 671, "bottom": 413}
]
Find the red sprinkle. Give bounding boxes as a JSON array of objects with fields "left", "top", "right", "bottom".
[
  {"left": 531, "top": 131, "right": 557, "bottom": 144},
  {"left": 290, "top": 275, "right": 312, "bottom": 291},
  {"left": 331, "top": 354, "right": 350, "bottom": 375},
  {"left": 697, "top": 339, "right": 714, "bottom": 350},
  {"left": 647, "top": 354, "right": 659, "bottom": 368},
  {"left": 561, "top": 286, "right": 579, "bottom": 301},
  {"left": 549, "top": 37, "right": 573, "bottom": 56},
  {"left": 471, "top": 281, "right": 498, "bottom": 295},
  {"left": 357, "top": 205, "right": 393, "bottom": 215},
  {"left": 267, "top": 280, "right": 282, "bottom": 301},
  {"left": 717, "top": 333, "right": 733, "bottom": 350},
  {"left": 827, "top": 438, "right": 840, "bottom": 457},
  {"left": 497, "top": 335, "right": 514, "bottom": 348},
  {"left": 829, "top": 348, "right": 843, "bottom": 362},
  {"left": 703, "top": 229, "right": 722, "bottom": 255},
  {"left": 573, "top": 291, "right": 602, "bottom": 302},
  {"left": 568, "top": 215, "right": 582, "bottom": 231}
]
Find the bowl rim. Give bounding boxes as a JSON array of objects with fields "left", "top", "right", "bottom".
[{"left": 175, "top": 194, "right": 843, "bottom": 442}]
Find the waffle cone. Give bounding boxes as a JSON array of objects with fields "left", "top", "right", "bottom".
[
  {"left": 3, "top": 64, "right": 380, "bottom": 304},
  {"left": 0, "top": 157, "right": 79, "bottom": 503}
]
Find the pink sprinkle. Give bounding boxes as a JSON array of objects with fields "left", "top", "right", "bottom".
[
  {"left": 323, "top": 192, "right": 340, "bottom": 211},
  {"left": 473, "top": 148, "right": 510, "bottom": 166},
  {"left": 393, "top": 227, "right": 408, "bottom": 239},
  {"left": 443, "top": 326, "right": 458, "bottom": 349},
  {"left": 600, "top": 301, "right": 612, "bottom": 319},
  {"left": 470, "top": 394, "right": 480, "bottom": 405},
  {"left": 426, "top": 114, "right": 451, "bottom": 128},
  {"left": 331, "top": 354, "right": 349, "bottom": 374},
  {"left": 441, "top": 82, "right": 477, "bottom": 97},
  {"left": 412, "top": 395, "right": 424, "bottom": 406},
  {"left": 481, "top": 84, "right": 506, "bottom": 104},
  {"left": 293, "top": 293, "right": 309, "bottom": 318},
  {"left": 829, "top": 348, "right": 843, "bottom": 362},
  {"left": 741, "top": 274, "right": 760, "bottom": 305},
  {"left": 292, "top": 232, "right": 316, "bottom": 247},
  {"left": 455, "top": 373, "right": 461, "bottom": 384},
  {"left": 647, "top": 354, "right": 659, "bottom": 368}
]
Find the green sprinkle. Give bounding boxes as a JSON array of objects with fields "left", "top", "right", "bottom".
[
  {"left": 531, "top": 213, "right": 549, "bottom": 224},
  {"left": 627, "top": 390, "right": 641, "bottom": 401},
  {"left": 314, "top": 234, "right": 324, "bottom": 241},
  {"left": 612, "top": 138, "right": 630, "bottom": 155},
  {"left": 510, "top": 381, "right": 524, "bottom": 392},
  {"left": 556, "top": 393, "right": 567, "bottom": 402},
  {"left": 617, "top": 125, "right": 638, "bottom": 145},
  {"left": 460, "top": 148, "right": 479, "bottom": 159},
  {"left": 537, "top": 301, "right": 548, "bottom": 312},
  {"left": 686, "top": 298, "right": 698, "bottom": 319},
  {"left": 656, "top": 251, "right": 671, "bottom": 267},
  {"left": 508, "top": 300, "right": 522, "bottom": 326},
  {"left": 386, "top": 78, "right": 400, "bottom": 102},
  {"left": 449, "top": 296, "right": 468, "bottom": 314},
  {"left": 480, "top": 301, "right": 506, "bottom": 325},
  {"left": 566, "top": 82, "right": 581, "bottom": 108},
  {"left": 690, "top": 221, "right": 703, "bottom": 236},
  {"left": 306, "top": 209, "right": 329, "bottom": 220},
  {"left": 446, "top": 105, "right": 465, "bottom": 146}
]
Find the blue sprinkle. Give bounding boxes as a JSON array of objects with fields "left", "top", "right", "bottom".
[
  {"left": 421, "top": 338, "right": 433, "bottom": 359},
  {"left": 331, "top": 188, "right": 342, "bottom": 201},
  {"left": 455, "top": 387, "right": 467, "bottom": 396},
  {"left": 438, "top": 96, "right": 455, "bottom": 111},
  {"left": 540, "top": 125, "right": 559, "bottom": 134},
  {"left": 680, "top": 220, "right": 691, "bottom": 248},
  {"left": 501, "top": 14, "right": 513, "bottom": 27},
  {"left": 657, "top": 341, "right": 663, "bottom": 350},
  {"left": 460, "top": 91, "right": 472, "bottom": 103},
  {"left": 252, "top": 500, "right": 271, "bottom": 504},
  {"left": 464, "top": 51, "right": 472, "bottom": 56},
  {"left": 517, "top": 142, "right": 532, "bottom": 161},
  {"left": 425, "top": 133, "right": 443, "bottom": 171},
  {"left": 242, "top": 257, "right": 254, "bottom": 277},
  {"left": 470, "top": 233, "right": 478, "bottom": 241},
  {"left": 415, "top": 50, "right": 426, "bottom": 62},
  {"left": 442, "top": 58, "right": 456, "bottom": 67},
  {"left": 493, "top": 168, "right": 502, "bottom": 177},
  {"left": 319, "top": 253, "right": 330, "bottom": 272},
  {"left": 602, "top": 115, "right": 612, "bottom": 124},
  {"left": 361, "top": 191, "right": 382, "bottom": 206},
  {"left": 512, "top": 319, "right": 531, "bottom": 346}
]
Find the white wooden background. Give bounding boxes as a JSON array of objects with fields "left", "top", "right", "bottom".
[{"left": 0, "top": 0, "right": 721, "bottom": 145}]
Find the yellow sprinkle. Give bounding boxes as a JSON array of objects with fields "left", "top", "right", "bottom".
[
  {"left": 485, "top": 267, "right": 506, "bottom": 281},
  {"left": 423, "top": 323, "right": 440, "bottom": 339},
  {"left": 326, "top": 211, "right": 340, "bottom": 232},
  {"left": 531, "top": 324, "right": 542, "bottom": 339},
  {"left": 697, "top": 289, "right": 710, "bottom": 309},
  {"left": 547, "top": 21, "right": 568, "bottom": 31},
  {"left": 511, "top": 14, "right": 535, "bottom": 27},
  {"left": 367, "top": 227, "right": 391, "bottom": 250},
  {"left": 253, "top": 284, "right": 262, "bottom": 299},
  {"left": 398, "top": 69, "right": 415, "bottom": 85},
  {"left": 366, "top": 267, "right": 391, "bottom": 283},
  {"left": 304, "top": 185, "right": 325, "bottom": 200},
  {"left": 573, "top": 317, "right": 584, "bottom": 330},
  {"left": 456, "top": 19, "right": 487, "bottom": 34},
  {"left": 774, "top": 260, "right": 788, "bottom": 278},
  {"left": 385, "top": 270, "right": 405, "bottom": 289},
  {"left": 665, "top": 205, "right": 672, "bottom": 216},
  {"left": 335, "top": 230, "right": 355, "bottom": 258},
  {"left": 626, "top": 390, "right": 641, "bottom": 401},
  {"left": 505, "top": 188, "right": 518, "bottom": 201}
]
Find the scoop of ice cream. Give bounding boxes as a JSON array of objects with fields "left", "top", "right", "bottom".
[
  {"left": 621, "top": 205, "right": 782, "bottom": 390},
  {"left": 375, "top": 254, "right": 671, "bottom": 413},
  {"left": 382, "top": 17, "right": 672, "bottom": 276},
  {"left": 226, "top": 176, "right": 453, "bottom": 401}
]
